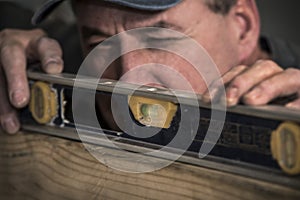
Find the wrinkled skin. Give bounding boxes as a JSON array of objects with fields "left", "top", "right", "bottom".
[
  {"left": 0, "top": 29, "right": 63, "bottom": 133},
  {"left": 1, "top": 0, "right": 300, "bottom": 133}
]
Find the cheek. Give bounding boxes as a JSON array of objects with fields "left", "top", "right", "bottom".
[
  {"left": 192, "top": 20, "right": 241, "bottom": 75},
  {"left": 203, "top": 40, "right": 240, "bottom": 75}
]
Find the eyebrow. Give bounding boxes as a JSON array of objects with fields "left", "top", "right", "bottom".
[
  {"left": 151, "top": 21, "right": 183, "bottom": 31},
  {"left": 80, "top": 21, "right": 183, "bottom": 39}
]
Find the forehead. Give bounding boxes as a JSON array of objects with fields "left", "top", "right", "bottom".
[{"left": 73, "top": 0, "right": 210, "bottom": 33}]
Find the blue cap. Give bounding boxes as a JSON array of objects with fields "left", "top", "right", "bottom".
[{"left": 32, "top": 0, "right": 182, "bottom": 25}]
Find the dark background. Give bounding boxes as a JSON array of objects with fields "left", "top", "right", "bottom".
[{"left": 257, "top": 0, "right": 300, "bottom": 46}]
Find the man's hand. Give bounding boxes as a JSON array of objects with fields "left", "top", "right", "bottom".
[
  {"left": 0, "top": 29, "right": 63, "bottom": 134},
  {"left": 203, "top": 60, "right": 300, "bottom": 108}
]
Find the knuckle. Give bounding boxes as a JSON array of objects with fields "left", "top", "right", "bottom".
[
  {"left": 255, "top": 59, "right": 264, "bottom": 64},
  {"left": 31, "top": 28, "right": 46, "bottom": 36},
  {"left": 0, "top": 29, "right": 14, "bottom": 40},
  {"left": 0, "top": 44, "right": 10, "bottom": 57},
  {"left": 0, "top": 43, "right": 24, "bottom": 66},
  {"left": 235, "top": 65, "right": 247, "bottom": 71},
  {"left": 37, "top": 37, "right": 62, "bottom": 56},
  {"left": 285, "top": 68, "right": 300, "bottom": 75},
  {"left": 230, "top": 76, "right": 246, "bottom": 89},
  {"left": 38, "top": 36, "right": 59, "bottom": 48},
  {"left": 257, "top": 81, "right": 272, "bottom": 96},
  {"left": 1, "top": 43, "right": 16, "bottom": 57},
  {"left": 36, "top": 36, "right": 49, "bottom": 47},
  {"left": 285, "top": 68, "right": 300, "bottom": 87},
  {"left": 1, "top": 28, "right": 45, "bottom": 47},
  {"left": 229, "top": 65, "right": 247, "bottom": 74},
  {"left": 255, "top": 59, "right": 274, "bottom": 66},
  {"left": 223, "top": 65, "right": 247, "bottom": 83},
  {"left": 255, "top": 60, "right": 282, "bottom": 72}
]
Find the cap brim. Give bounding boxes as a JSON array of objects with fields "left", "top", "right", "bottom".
[
  {"left": 104, "top": 0, "right": 181, "bottom": 11},
  {"left": 32, "top": 0, "right": 181, "bottom": 25},
  {"left": 32, "top": 0, "right": 64, "bottom": 25}
]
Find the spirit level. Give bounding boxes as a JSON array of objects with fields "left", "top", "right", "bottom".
[{"left": 21, "top": 71, "right": 300, "bottom": 177}]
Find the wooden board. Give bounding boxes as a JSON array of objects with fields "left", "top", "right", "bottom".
[{"left": 1, "top": 130, "right": 300, "bottom": 200}]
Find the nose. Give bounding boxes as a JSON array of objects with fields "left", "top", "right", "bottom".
[
  {"left": 118, "top": 50, "right": 162, "bottom": 86},
  {"left": 115, "top": 32, "right": 160, "bottom": 85},
  {"left": 119, "top": 49, "right": 204, "bottom": 92},
  {"left": 120, "top": 50, "right": 147, "bottom": 75}
]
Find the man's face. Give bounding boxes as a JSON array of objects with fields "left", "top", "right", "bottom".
[{"left": 74, "top": 0, "right": 242, "bottom": 94}]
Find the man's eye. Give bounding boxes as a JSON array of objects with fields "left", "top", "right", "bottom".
[
  {"left": 89, "top": 42, "right": 102, "bottom": 49},
  {"left": 143, "top": 37, "right": 187, "bottom": 49},
  {"left": 143, "top": 29, "right": 185, "bottom": 42},
  {"left": 89, "top": 40, "right": 117, "bottom": 49},
  {"left": 147, "top": 36, "right": 183, "bottom": 42}
]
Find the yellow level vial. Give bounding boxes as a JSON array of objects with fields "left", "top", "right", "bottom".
[
  {"left": 271, "top": 122, "right": 300, "bottom": 175},
  {"left": 128, "top": 96, "right": 178, "bottom": 129},
  {"left": 29, "top": 81, "right": 58, "bottom": 124}
]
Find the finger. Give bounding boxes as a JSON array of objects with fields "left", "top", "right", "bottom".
[
  {"left": 202, "top": 65, "right": 247, "bottom": 103},
  {"left": 0, "top": 67, "right": 20, "bottom": 134},
  {"left": 225, "top": 60, "right": 283, "bottom": 106},
  {"left": 0, "top": 110, "right": 20, "bottom": 134},
  {"left": 1, "top": 41, "right": 30, "bottom": 108},
  {"left": 31, "top": 36, "right": 64, "bottom": 74},
  {"left": 243, "top": 68, "right": 300, "bottom": 105},
  {"left": 286, "top": 98, "right": 300, "bottom": 109}
]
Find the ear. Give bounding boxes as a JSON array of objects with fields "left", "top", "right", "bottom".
[{"left": 230, "top": 0, "right": 260, "bottom": 63}]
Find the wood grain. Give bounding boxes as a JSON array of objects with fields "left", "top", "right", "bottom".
[{"left": 0, "top": 130, "right": 299, "bottom": 200}]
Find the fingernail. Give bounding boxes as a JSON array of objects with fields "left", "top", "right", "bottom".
[
  {"left": 11, "top": 90, "right": 27, "bottom": 107},
  {"left": 45, "top": 56, "right": 62, "bottom": 64},
  {"left": 2, "top": 118, "right": 19, "bottom": 134},
  {"left": 45, "top": 57, "right": 63, "bottom": 74},
  {"left": 226, "top": 87, "right": 239, "bottom": 106}
]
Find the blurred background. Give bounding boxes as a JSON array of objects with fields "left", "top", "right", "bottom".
[{"left": 257, "top": 0, "right": 300, "bottom": 46}]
